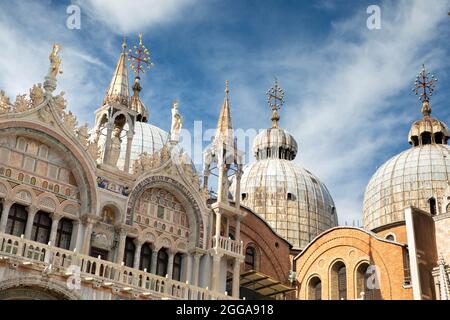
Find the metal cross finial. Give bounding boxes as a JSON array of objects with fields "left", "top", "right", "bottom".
[
  {"left": 413, "top": 64, "right": 437, "bottom": 103},
  {"left": 225, "top": 80, "right": 229, "bottom": 98},
  {"left": 267, "top": 77, "right": 285, "bottom": 112},
  {"left": 128, "top": 33, "right": 154, "bottom": 77},
  {"left": 266, "top": 78, "right": 285, "bottom": 128}
]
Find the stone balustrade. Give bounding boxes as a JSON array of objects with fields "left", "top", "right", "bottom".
[
  {"left": 212, "top": 235, "right": 243, "bottom": 256},
  {"left": 0, "top": 231, "right": 234, "bottom": 300}
]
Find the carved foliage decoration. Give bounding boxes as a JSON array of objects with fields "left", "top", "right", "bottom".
[{"left": 0, "top": 84, "right": 45, "bottom": 115}]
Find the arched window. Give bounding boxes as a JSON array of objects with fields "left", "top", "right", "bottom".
[
  {"left": 156, "top": 248, "right": 169, "bottom": 277},
  {"left": 6, "top": 204, "right": 27, "bottom": 237},
  {"left": 139, "top": 243, "right": 152, "bottom": 271},
  {"left": 31, "top": 212, "right": 52, "bottom": 244},
  {"left": 244, "top": 246, "right": 256, "bottom": 271},
  {"left": 307, "top": 276, "right": 322, "bottom": 300},
  {"left": 172, "top": 253, "right": 183, "bottom": 281},
  {"left": 56, "top": 218, "right": 73, "bottom": 250},
  {"left": 421, "top": 132, "right": 432, "bottom": 145},
  {"left": 429, "top": 198, "right": 436, "bottom": 216},
  {"left": 123, "top": 237, "right": 135, "bottom": 268},
  {"left": 385, "top": 233, "right": 395, "bottom": 241},
  {"left": 330, "top": 261, "right": 347, "bottom": 300},
  {"left": 356, "top": 263, "right": 382, "bottom": 300}
]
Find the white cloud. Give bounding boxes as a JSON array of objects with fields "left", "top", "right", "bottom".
[{"left": 81, "top": 0, "right": 198, "bottom": 33}]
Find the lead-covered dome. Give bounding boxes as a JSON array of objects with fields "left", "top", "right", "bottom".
[
  {"left": 233, "top": 157, "right": 338, "bottom": 249},
  {"left": 363, "top": 144, "right": 450, "bottom": 231},
  {"left": 364, "top": 66, "right": 450, "bottom": 231},
  {"left": 230, "top": 80, "right": 338, "bottom": 249}
]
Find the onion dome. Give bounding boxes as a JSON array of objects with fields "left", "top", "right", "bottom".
[
  {"left": 252, "top": 127, "right": 298, "bottom": 160},
  {"left": 230, "top": 79, "right": 338, "bottom": 249},
  {"left": 363, "top": 65, "right": 450, "bottom": 231}
]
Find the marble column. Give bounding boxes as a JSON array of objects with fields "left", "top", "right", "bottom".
[
  {"left": 167, "top": 250, "right": 175, "bottom": 279},
  {"left": 192, "top": 253, "right": 202, "bottom": 286},
  {"left": 150, "top": 249, "right": 159, "bottom": 274},
  {"left": 123, "top": 132, "right": 134, "bottom": 173},
  {"left": 49, "top": 213, "right": 62, "bottom": 246},
  {"left": 0, "top": 200, "right": 13, "bottom": 233},
  {"left": 115, "top": 230, "right": 127, "bottom": 264},
  {"left": 24, "top": 206, "right": 39, "bottom": 239},
  {"left": 232, "top": 258, "right": 241, "bottom": 298},
  {"left": 82, "top": 221, "right": 94, "bottom": 255},
  {"left": 211, "top": 254, "right": 222, "bottom": 291},
  {"left": 70, "top": 220, "right": 82, "bottom": 252},
  {"left": 183, "top": 254, "right": 192, "bottom": 283},
  {"left": 133, "top": 239, "right": 142, "bottom": 269},
  {"left": 102, "top": 122, "right": 113, "bottom": 165}
]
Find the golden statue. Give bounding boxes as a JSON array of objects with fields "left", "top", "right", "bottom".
[{"left": 48, "top": 44, "right": 63, "bottom": 78}]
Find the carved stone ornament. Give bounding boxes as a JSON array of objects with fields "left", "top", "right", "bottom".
[
  {"left": 29, "top": 83, "right": 45, "bottom": 107},
  {"left": 0, "top": 90, "right": 11, "bottom": 114}
]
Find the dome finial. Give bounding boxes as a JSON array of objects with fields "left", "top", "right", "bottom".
[
  {"left": 413, "top": 64, "right": 437, "bottom": 117},
  {"left": 121, "top": 36, "right": 127, "bottom": 53},
  {"left": 266, "top": 77, "right": 285, "bottom": 128}
]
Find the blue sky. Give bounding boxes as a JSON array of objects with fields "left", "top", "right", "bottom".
[{"left": 1, "top": 0, "right": 450, "bottom": 225}]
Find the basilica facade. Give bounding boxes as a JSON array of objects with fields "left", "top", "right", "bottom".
[{"left": 0, "top": 40, "right": 448, "bottom": 300}]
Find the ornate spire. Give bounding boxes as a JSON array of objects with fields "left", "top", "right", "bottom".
[
  {"left": 413, "top": 64, "right": 437, "bottom": 117},
  {"left": 214, "top": 80, "right": 235, "bottom": 148},
  {"left": 266, "top": 78, "right": 285, "bottom": 128},
  {"left": 103, "top": 41, "right": 130, "bottom": 107}
]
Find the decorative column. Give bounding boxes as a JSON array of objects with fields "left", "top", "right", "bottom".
[
  {"left": 123, "top": 131, "right": 134, "bottom": 173},
  {"left": 183, "top": 253, "right": 192, "bottom": 283},
  {"left": 82, "top": 219, "right": 94, "bottom": 255},
  {"left": 115, "top": 228, "right": 127, "bottom": 264},
  {"left": 150, "top": 248, "right": 159, "bottom": 274},
  {"left": 167, "top": 250, "right": 175, "bottom": 279},
  {"left": 192, "top": 253, "right": 202, "bottom": 286},
  {"left": 133, "top": 239, "right": 142, "bottom": 269},
  {"left": 49, "top": 213, "right": 62, "bottom": 246},
  {"left": 71, "top": 220, "right": 82, "bottom": 251},
  {"left": 102, "top": 122, "right": 113, "bottom": 165},
  {"left": 211, "top": 254, "right": 223, "bottom": 292},
  {"left": 215, "top": 210, "right": 222, "bottom": 240},
  {"left": 24, "top": 206, "right": 39, "bottom": 239},
  {"left": 232, "top": 258, "right": 241, "bottom": 298},
  {"left": 0, "top": 200, "right": 13, "bottom": 233}
]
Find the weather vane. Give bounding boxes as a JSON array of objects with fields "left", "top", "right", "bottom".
[
  {"left": 413, "top": 64, "right": 437, "bottom": 103},
  {"left": 266, "top": 78, "right": 285, "bottom": 127},
  {"left": 128, "top": 33, "right": 154, "bottom": 77}
]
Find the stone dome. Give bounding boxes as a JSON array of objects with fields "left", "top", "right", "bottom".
[
  {"left": 95, "top": 121, "right": 169, "bottom": 172},
  {"left": 363, "top": 143, "right": 450, "bottom": 231},
  {"left": 232, "top": 158, "right": 338, "bottom": 249},
  {"left": 252, "top": 127, "right": 298, "bottom": 160}
]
